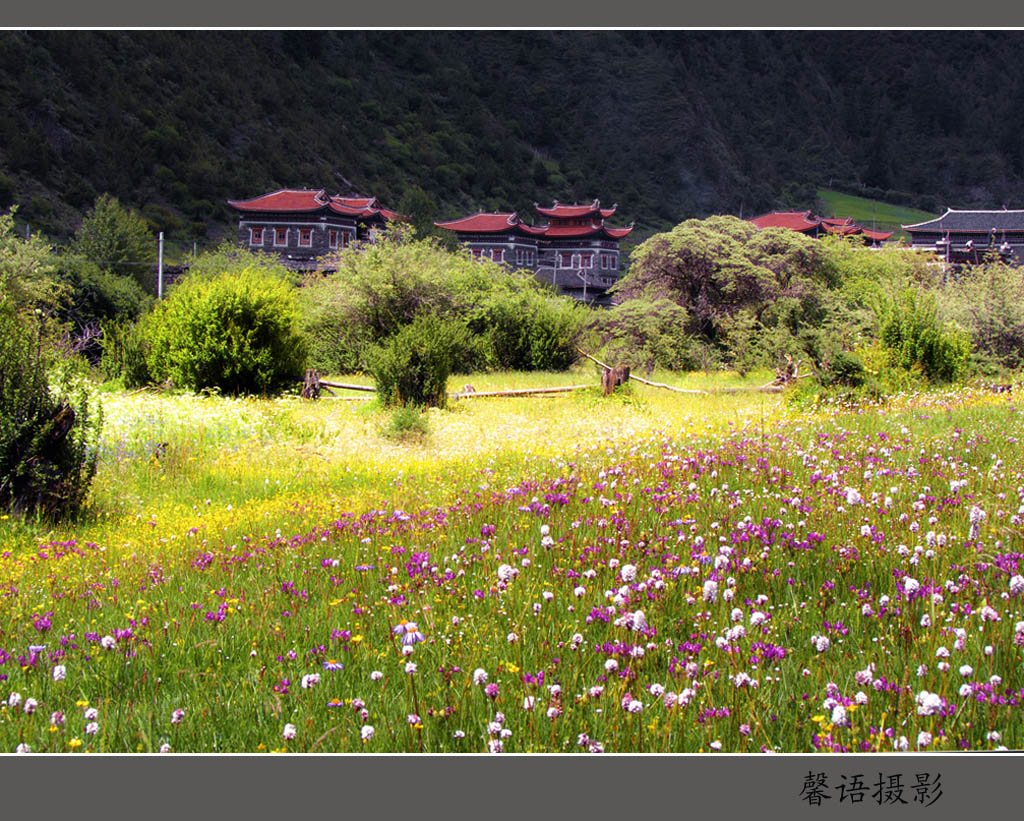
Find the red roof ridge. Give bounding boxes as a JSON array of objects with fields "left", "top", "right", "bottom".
[
  {"left": 228, "top": 188, "right": 330, "bottom": 211},
  {"left": 228, "top": 189, "right": 402, "bottom": 221}
]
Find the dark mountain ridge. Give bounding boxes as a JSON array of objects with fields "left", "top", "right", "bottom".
[{"left": 3, "top": 30, "right": 1023, "bottom": 248}]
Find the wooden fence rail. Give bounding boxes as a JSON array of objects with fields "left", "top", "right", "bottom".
[{"left": 301, "top": 350, "right": 808, "bottom": 402}]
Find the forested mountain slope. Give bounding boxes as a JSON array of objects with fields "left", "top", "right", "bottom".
[{"left": 3, "top": 30, "right": 1023, "bottom": 245}]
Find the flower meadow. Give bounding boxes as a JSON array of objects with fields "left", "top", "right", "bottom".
[{"left": 1, "top": 372, "right": 1024, "bottom": 753}]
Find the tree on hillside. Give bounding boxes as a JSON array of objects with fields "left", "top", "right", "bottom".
[
  {"left": 397, "top": 185, "right": 459, "bottom": 250},
  {"left": 72, "top": 194, "right": 156, "bottom": 293}
]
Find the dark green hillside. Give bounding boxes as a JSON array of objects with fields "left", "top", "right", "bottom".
[{"left": 3, "top": 30, "right": 1024, "bottom": 247}]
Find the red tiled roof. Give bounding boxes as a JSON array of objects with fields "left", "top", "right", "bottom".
[
  {"left": 229, "top": 189, "right": 400, "bottom": 221},
  {"left": 748, "top": 211, "right": 820, "bottom": 232},
  {"left": 540, "top": 222, "right": 605, "bottom": 237},
  {"left": 540, "top": 223, "right": 633, "bottom": 239},
  {"left": 751, "top": 211, "right": 893, "bottom": 243},
  {"left": 603, "top": 226, "right": 634, "bottom": 239},
  {"left": 334, "top": 196, "right": 377, "bottom": 209},
  {"left": 823, "top": 222, "right": 861, "bottom": 236},
  {"left": 327, "top": 201, "right": 365, "bottom": 217},
  {"left": 435, "top": 212, "right": 546, "bottom": 235},
  {"left": 228, "top": 188, "right": 330, "bottom": 213},
  {"left": 535, "top": 200, "right": 616, "bottom": 220}
]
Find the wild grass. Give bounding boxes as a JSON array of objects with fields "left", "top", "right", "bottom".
[{"left": 0, "top": 372, "right": 1022, "bottom": 753}]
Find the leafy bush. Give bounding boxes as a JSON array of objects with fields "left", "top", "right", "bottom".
[
  {"left": 583, "top": 298, "right": 696, "bottom": 372},
  {"left": 299, "top": 232, "right": 584, "bottom": 374},
  {"left": 0, "top": 303, "right": 100, "bottom": 518},
  {"left": 54, "top": 259, "right": 154, "bottom": 362},
  {"left": 485, "top": 291, "right": 583, "bottom": 371},
  {"left": 941, "top": 263, "right": 1024, "bottom": 373},
  {"left": 65, "top": 260, "right": 154, "bottom": 323},
  {"left": 183, "top": 243, "right": 298, "bottom": 285},
  {"left": 99, "top": 319, "right": 152, "bottom": 388},
  {"left": 875, "top": 289, "right": 971, "bottom": 383},
  {"left": 146, "top": 266, "right": 307, "bottom": 395},
  {"left": 718, "top": 309, "right": 766, "bottom": 376},
  {"left": 815, "top": 348, "right": 866, "bottom": 388},
  {"left": 382, "top": 405, "right": 430, "bottom": 441},
  {"left": 368, "top": 314, "right": 471, "bottom": 408}
]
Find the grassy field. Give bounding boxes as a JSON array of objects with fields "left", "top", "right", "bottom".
[
  {"left": 816, "top": 189, "right": 939, "bottom": 240},
  {"left": 1, "top": 368, "right": 1022, "bottom": 754}
]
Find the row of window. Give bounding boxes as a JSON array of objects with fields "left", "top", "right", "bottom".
[
  {"left": 249, "top": 227, "right": 352, "bottom": 249},
  {"left": 470, "top": 248, "right": 537, "bottom": 265},
  {"left": 559, "top": 252, "right": 618, "bottom": 270},
  {"left": 468, "top": 247, "right": 618, "bottom": 270}
]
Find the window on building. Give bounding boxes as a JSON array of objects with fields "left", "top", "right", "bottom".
[
  {"left": 516, "top": 248, "right": 523, "bottom": 265},
  {"left": 493, "top": 249, "right": 504, "bottom": 263},
  {"left": 329, "top": 229, "right": 338, "bottom": 248},
  {"left": 561, "top": 253, "right": 573, "bottom": 268},
  {"left": 582, "top": 254, "right": 593, "bottom": 268},
  {"left": 610, "top": 255, "right": 618, "bottom": 270},
  {"left": 342, "top": 232, "right": 350, "bottom": 248},
  {"left": 299, "top": 229, "right": 312, "bottom": 247},
  {"left": 527, "top": 250, "right": 534, "bottom": 265},
  {"left": 251, "top": 227, "right": 264, "bottom": 246},
  {"left": 275, "top": 227, "right": 288, "bottom": 246}
]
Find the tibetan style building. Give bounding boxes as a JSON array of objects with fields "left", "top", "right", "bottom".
[
  {"left": 227, "top": 189, "right": 400, "bottom": 270},
  {"left": 903, "top": 209, "right": 1024, "bottom": 264},
  {"left": 436, "top": 200, "right": 633, "bottom": 305},
  {"left": 749, "top": 211, "right": 893, "bottom": 245}
]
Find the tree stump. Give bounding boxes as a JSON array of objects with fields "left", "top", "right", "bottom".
[
  {"left": 602, "top": 365, "right": 631, "bottom": 395},
  {"left": 302, "top": 369, "right": 321, "bottom": 400},
  {"left": 774, "top": 354, "right": 800, "bottom": 385}
]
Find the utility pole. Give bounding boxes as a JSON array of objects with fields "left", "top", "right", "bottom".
[{"left": 158, "top": 232, "right": 164, "bottom": 299}]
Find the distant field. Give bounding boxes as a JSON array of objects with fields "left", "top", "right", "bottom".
[{"left": 816, "top": 189, "right": 938, "bottom": 240}]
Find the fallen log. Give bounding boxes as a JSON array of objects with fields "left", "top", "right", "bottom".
[
  {"left": 576, "top": 348, "right": 708, "bottom": 395},
  {"left": 318, "top": 381, "right": 377, "bottom": 392},
  {"left": 714, "top": 385, "right": 786, "bottom": 394},
  {"left": 452, "top": 384, "right": 593, "bottom": 399}
]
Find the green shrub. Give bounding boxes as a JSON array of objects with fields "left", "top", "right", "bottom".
[
  {"left": 146, "top": 266, "right": 307, "bottom": 395},
  {"left": 99, "top": 319, "right": 152, "bottom": 388},
  {"left": 815, "top": 348, "right": 866, "bottom": 388},
  {"left": 719, "top": 309, "right": 766, "bottom": 376},
  {"left": 298, "top": 232, "right": 583, "bottom": 374},
  {"left": 382, "top": 404, "right": 430, "bottom": 441},
  {"left": 582, "top": 298, "right": 696, "bottom": 372},
  {"left": 57, "top": 259, "right": 154, "bottom": 326},
  {"left": 941, "top": 263, "right": 1024, "bottom": 373},
  {"left": 473, "top": 289, "right": 583, "bottom": 371},
  {"left": 368, "top": 314, "right": 471, "bottom": 408},
  {"left": 0, "top": 303, "right": 100, "bottom": 518},
  {"left": 875, "top": 289, "right": 971, "bottom": 383}
]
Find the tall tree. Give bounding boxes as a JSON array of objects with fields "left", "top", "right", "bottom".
[
  {"left": 72, "top": 194, "right": 156, "bottom": 293},
  {"left": 614, "top": 216, "right": 828, "bottom": 340},
  {"left": 0, "top": 206, "right": 61, "bottom": 311}
]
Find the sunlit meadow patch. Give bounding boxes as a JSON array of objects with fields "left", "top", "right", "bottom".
[{"left": 0, "top": 374, "right": 1022, "bottom": 752}]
